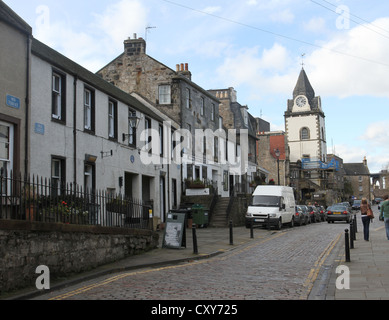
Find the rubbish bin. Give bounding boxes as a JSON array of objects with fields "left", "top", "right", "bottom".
[{"left": 192, "top": 204, "right": 206, "bottom": 227}]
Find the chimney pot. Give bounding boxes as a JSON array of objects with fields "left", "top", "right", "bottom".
[{"left": 185, "top": 63, "right": 188, "bottom": 71}]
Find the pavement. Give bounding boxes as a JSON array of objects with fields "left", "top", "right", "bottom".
[
  {"left": 318, "top": 212, "right": 389, "bottom": 300},
  {"left": 4, "top": 212, "right": 389, "bottom": 300}
]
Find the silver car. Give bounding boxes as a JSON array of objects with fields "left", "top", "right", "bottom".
[
  {"left": 307, "top": 205, "right": 321, "bottom": 223},
  {"left": 296, "top": 205, "right": 310, "bottom": 225},
  {"left": 326, "top": 205, "right": 352, "bottom": 223}
]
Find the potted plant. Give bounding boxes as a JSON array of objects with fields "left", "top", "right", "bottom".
[{"left": 189, "top": 179, "right": 206, "bottom": 189}]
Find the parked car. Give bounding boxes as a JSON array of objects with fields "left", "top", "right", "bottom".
[
  {"left": 374, "top": 198, "right": 383, "bottom": 205},
  {"left": 295, "top": 205, "right": 309, "bottom": 226},
  {"left": 307, "top": 205, "right": 321, "bottom": 223},
  {"left": 338, "top": 202, "right": 352, "bottom": 211},
  {"left": 317, "top": 206, "right": 327, "bottom": 221},
  {"left": 326, "top": 204, "right": 352, "bottom": 223},
  {"left": 299, "top": 205, "right": 311, "bottom": 224},
  {"left": 352, "top": 199, "right": 361, "bottom": 211}
]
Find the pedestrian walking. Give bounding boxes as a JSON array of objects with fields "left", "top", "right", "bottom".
[
  {"left": 360, "top": 198, "right": 371, "bottom": 241},
  {"left": 379, "top": 195, "right": 389, "bottom": 240}
]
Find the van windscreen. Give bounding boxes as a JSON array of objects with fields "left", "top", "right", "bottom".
[{"left": 252, "top": 195, "right": 280, "bottom": 207}]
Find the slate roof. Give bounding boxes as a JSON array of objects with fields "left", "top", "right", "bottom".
[
  {"left": 286, "top": 68, "right": 323, "bottom": 115},
  {"left": 293, "top": 68, "right": 315, "bottom": 100},
  {"left": 343, "top": 163, "right": 370, "bottom": 176},
  {"left": 31, "top": 38, "right": 164, "bottom": 122}
]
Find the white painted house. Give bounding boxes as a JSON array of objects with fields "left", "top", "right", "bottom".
[{"left": 29, "top": 38, "right": 181, "bottom": 223}]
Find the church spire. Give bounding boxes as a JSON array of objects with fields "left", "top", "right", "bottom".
[{"left": 293, "top": 68, "right": 315, "bottom": 101}]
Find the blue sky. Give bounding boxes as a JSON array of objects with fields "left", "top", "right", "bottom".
[{"left": 4, "top": 0, "right": 389, "bottom": 173}]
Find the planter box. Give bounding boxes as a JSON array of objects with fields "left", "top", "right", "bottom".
[{"left": 186, "top": 188, "right": 210, "bottom": 196}]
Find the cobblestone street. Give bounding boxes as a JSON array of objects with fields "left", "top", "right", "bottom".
[{"left": 33, "top": 222, "right": 346, "bottom": 301}]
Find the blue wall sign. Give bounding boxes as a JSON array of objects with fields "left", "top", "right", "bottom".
[
  {"left": 34, "top": 123, "right": 45, "bottom": 135},
  {"left": 6, "top": 94, "right": 21, "bottom": 109}
]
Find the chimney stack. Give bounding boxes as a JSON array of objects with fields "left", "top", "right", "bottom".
[
  {"left": 177, "top": 62, "right": 192, "bottom": 80},
  {"left": 124, "top": 34, "right": 146, "bottom": 56}
]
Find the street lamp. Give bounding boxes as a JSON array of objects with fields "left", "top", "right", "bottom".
[
  {"left": 274, "top": 148, "right": 280, "bottom": 186},
  {"left": 122, "top": 114, "right": 140, "bottom": 142}
]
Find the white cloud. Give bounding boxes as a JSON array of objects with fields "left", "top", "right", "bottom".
[
  {"left": 360, "top": 120, "right": 389, "bottom": 145},
  {"left": 303, "top": 17, "right": 327, "bottom": 34},
  {"left": 269, "top": 9, "right": 294, "bottom": 24},
  {"left": 92, "top": 0, "right": 148, "bottom": 50},
  {"left": 216, "top": 43, "right": 293, "bottom": 93},
  {"left": 34, "top": 0, "right": 148, "bottom": 72},
  {"left": 215, "top": 17, "right": 389, "bottom": 102},
  {"left": 203, "top": 6, "right": 221, "bottom": 14},
  {"left": 307, "top": 18, "right": 389, "bottom": 98}
]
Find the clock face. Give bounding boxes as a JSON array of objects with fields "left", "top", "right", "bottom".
[{"left": 296, "top": 96, "right": 307, "bottom": 107}]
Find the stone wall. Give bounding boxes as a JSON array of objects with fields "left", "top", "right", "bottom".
[{"left": 0, "top": 220, "right": 158, "bottom": 294}]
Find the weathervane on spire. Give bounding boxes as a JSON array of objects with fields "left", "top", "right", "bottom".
[{"left": 301, "top": 53, "right": 305, "bottom": 69}]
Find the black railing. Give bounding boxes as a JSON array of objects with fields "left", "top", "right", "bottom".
[{"left": 0, "top": 172, "right": 153, "bottom": 230}]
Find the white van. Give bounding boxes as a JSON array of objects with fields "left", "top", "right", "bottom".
[{"left": 245, "top": 185, "right": 296, "bottom": 230}]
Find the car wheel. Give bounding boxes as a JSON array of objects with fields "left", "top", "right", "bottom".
[{"left": 275, "top": 218, "right": 282, "bottom": 230}]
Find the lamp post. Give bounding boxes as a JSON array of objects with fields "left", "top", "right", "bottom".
[
  {"left": 122, "top": 114, "right": 140, "bottom": 143},
  {"left": 274, "top": 148, "right": 280, "bottom": 186}
]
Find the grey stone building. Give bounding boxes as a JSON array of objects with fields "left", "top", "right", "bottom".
[
  {"left": 344, "top": 157, "right": 371, "bottom": 201},
  {"left": 97, "top": 35, "right": 230, "bottom": 197},
  {"left": 207, "top": 88, "right": 262, "bottom": 194}
]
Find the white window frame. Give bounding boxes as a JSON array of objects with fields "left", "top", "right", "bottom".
[
  {"left": 158, "top": 85, "right": 171, "bottom": 104},
  {"left": 0, "top": 122, "right": 13, "bottom": 195},
  {"left": 84, "top": 88, "right": 92, "bottom": 130},
  {"left": 52, "top": 73, "right": 62, "bottom": 120},
  {"left": 108, "top": 101, "right": 115, "bottom": 138},
  {"left": 51, "top": 158, "right": 63, "bottom": 195},
  {"left": 185, "top": 88, "right": 191, "bottom": 109}
]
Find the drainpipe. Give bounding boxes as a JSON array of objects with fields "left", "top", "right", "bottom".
[
  {"left": 73, "top": 75, "right": 78, "bottom": 185},
  {"left": 24, "top": 35, "right": 31, "bottom": 176}
]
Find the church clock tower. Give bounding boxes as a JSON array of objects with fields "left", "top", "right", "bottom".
[{"left": 285, "top": 68, "right": 327, "bottom": 164}]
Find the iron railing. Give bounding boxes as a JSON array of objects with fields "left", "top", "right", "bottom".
[{"left": 0, "top": 172, "right": 153, "bottom": 230}]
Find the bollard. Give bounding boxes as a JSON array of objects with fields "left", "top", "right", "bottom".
[
  {"left": 192, "top": 224, "right": 198, "bottom": 254},
  {"left": 345, "top": 229, "right": 351, "bottom": 262},
  {"left": 250, "top": 220, "right": 254, "bottom": 239},
  {"left": 354, "top": 214, "right": 358, "bottom": 234},
  {"left": 350, "top": 222, "right": 354, "bottom": 249},
  {"left": 229, "top": 220, "right": 233, "bottom": 245}
]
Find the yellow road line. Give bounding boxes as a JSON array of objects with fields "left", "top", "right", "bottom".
[{"left": 300, "top": 232, "right": 342, "bottom": 299}]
